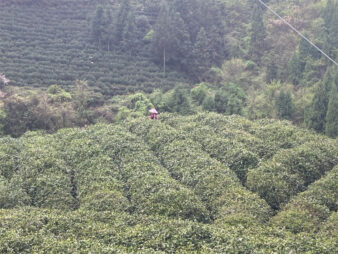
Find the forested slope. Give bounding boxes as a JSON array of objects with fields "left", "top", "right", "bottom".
[
  {"left": 0, "top": 0, "right": 337, "bottom": 138},
  {"left": 0, "top": 113, "right": 337, "bottom": 253}
]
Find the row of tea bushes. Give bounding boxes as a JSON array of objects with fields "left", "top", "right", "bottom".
[
  {"left": 270, "top": 165, "right": 338, "bottom": 234},
  {"left": 247, "top": 139, "right": 338, "bottom": 210},
  {"left": 0, "top": 134, "right": 77, "bottom": 210},
  {"left": 0, "top": 113, "right": 337, "bottom": 252},
  {"left": 160, "top": 113, "right": 337, "bottom": 214},
  {"left": 161, "top": 114, "right": 261, "bottom": 183},
  {"left": 127, "top": 118, "right": 273, "bottom": 224},
  {"left": 169, "top": 113, "right": 326, "bottom": 160},
  {"left": 1, "top": 207, "right": 337, "bottom": 253},
  {"left": 0, "top": 0, "right": 187, "bottom": 95},
  {"left": 0, "top": 125, "right": 210, "bottom": 222}
]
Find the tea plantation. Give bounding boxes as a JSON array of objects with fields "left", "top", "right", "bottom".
[
  {"left": 0, "top": 113, "right": 337, "bottom": 253},
  {"left": 0, "top": 0, "right": 187, "bottom": 95}
]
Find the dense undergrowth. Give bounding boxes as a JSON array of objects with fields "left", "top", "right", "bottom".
[{"left": 0, "top": 113, "right": 337, "bottom": 253}]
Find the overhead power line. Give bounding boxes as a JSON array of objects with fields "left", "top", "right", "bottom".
[{"left": 256, "top": 0, "right": 338, "bottom": 66}]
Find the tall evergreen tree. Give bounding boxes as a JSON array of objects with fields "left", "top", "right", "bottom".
[
  {"left": 192, "top": 27, "right": 212, "bottom": 75},
  {"left": 122, "top": 11, "right": 137, "bottom": 54},
  {"left": 249, "top": 2, "right": 266, "bottom": 64},
  {"left": 215, "top": 83, "right": 246, "bottom": 115},
  {"left": 152, "top": 2, "right": 191, "bottom": 74},
  {"left": 102, "top": 9, "right": 113, "bottom": 51},
  {"left": 275, "top": 90, "right": 293, "bottom": 120},
  {"left": 288, "top": 52, "right": 303, "bottom": 85},
  {"left": 266, "top": 58, "right": 278, "bottom": 83},
  {"left": 169, "top": 10, "right": 191, "bottom": 66},
  {"left": 114, "top": 0, "right": 131, "bottom": 45},
  {"left": 323, "top": 0, "right": 338, "bottom": 62},
  {"left": 91, "top": 6, "right": 105, "bottom": 48},
  {"left": 167, "top": 85, "right": 192, "bottom": 115},
  {"left": 152, "top": 1, "right": 172, "bottom": 75},
  {"left": 325, "top": 74, "right": 338, "bottom": 137},
  {"left": 305, "top": 70, "right": 333, "bottom": 132},
  {"left": 299, "top": 36, "right": 321, "bottom": 61}
]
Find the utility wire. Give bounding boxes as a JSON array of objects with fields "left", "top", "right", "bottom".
[{"left": 256, "top": 0, "right": 338, "bottom": 66}]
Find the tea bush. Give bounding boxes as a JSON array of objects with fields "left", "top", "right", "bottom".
[{"left": 0, "top": 113, "right": 336, "bottom": 252}]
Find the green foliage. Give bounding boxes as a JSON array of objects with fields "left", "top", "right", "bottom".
[
  {"left": 305, "top": 69, "right": 333, "bottom": 132},
  {"left": 126, "top": 92, "right": 154, "bottom": 116},
  {"left": 192, "top": 27, "right": 213, "bottom": 75},
  {"left": 325, "top": 79, "right": 338, "bottom": 137},
  {"left": 270, "top": 166, "right": 338, "bottom": 234},
  {"left": 249, "top": 2, "right": 266, "bottom": 63},
  {"left": 202, "top": 95, "right": 215, "bottom": 112},
  {"left": 114, "top": 0, "right": 131, "bottom": 45},
  {"left": 275, "top": 90, "right": 293, "bottom": 120},
  {"left": 288, "top": 52, "right": 304, "bottom": 85},
  {"left": 0, "top": 113, "right": 337, "bottom": 252},
  {"left": 0, "top": 0, "right": 338, "bottom": 250},
  {"left": 2, "top": 96, "right": 34, "bottom": 137},
  {"left": 247, "top": 139, "right": 338, "bottom": 209},
  {"left": 151, "top": 0, "right": 227, "bottom": 77},
  {"left": 215, "top": 83, "right": 246, "bottom": 115},
  {"left": 143, "top": 29, "right": 154, "bottom": 42},
  {"left": 190, "top": 83, "right": 208, "bottom": 105},
  {"left": 47, "top": 85, "right": 72, "bottom": 103},
  {"left": 265, "top": 59, "right": 278, "bottom": 83},
  {"left": 166, "top": 85, "right": 192, "bottom": 115},
  {"left": 121, "top": 10, "right": 137, "bottom": 54},
  {"left": 322, "top": 0, "right": 338, "bottom": 61}
]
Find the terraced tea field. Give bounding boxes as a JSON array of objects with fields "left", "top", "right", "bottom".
[
  {"left": 0, "top": 113, "right": 337, "bottom": 252},
  {"left": 0, "top": 0, "right": 187, "bottom": 95}
]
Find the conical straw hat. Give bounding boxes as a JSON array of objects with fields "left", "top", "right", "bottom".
[{"left": 149, "top": 108, "right": 158, "bottom": 114}]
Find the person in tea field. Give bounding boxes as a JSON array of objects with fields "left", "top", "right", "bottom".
[{"left": 148, "top": 108, "right": 158, "bottom": 120}]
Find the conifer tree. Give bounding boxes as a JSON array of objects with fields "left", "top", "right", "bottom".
[
  {"left": 114, "top": 0, "right": 131, "bottom": 45},
  {"left": 325, "top": 76, "right": 338, "bottom": 137},
  {"left": 167, "top": 85, "right": 192, "bottom": 115},
  {"left": 288, "top": 52, "right": 303, "bottom": 85},
  {"left": 275, "top": 90, "right": 293, "bottom": 120},
  {"left": 91, "top": 6, "right": 105, "bottom": 48},
  {"left": 323, "top": 0, "right": 338, "bottom": 61},
  {"left": 208, "top": 25, "right": 227, "bottom": 65},
  {"left": 122, "top": 11, "right": 137, "bottom": 55},
  {"left": 299, "top": 36, "right": 320, "bottom": 61},
  {"left": 202, "top": 95, "right": 215, "bottom": 112},
  {"left": 192, "top": 28, "right": 212, "bottom": 74},
  {"left": 266, "top": 59, "right": 278, "bottom": 83},
  {"left": 249, "top": 2, "right": 266, "bottom": 64},
  {"left": 305, "top": 70, "right": 333, "bottom": 132},
  {"left": 100, "top": 9, "right": 113, "bottom": 51},
  {"left": 169, "top": 10, "right": 191, "bottom": 66},
  {"left": 152, "top": 1, "right": 172, "bottom": 75}
]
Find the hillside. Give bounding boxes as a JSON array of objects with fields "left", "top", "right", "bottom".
[
  {"left": 0, "top": 0, "right": 187, "bottom": 95},
  {"left": 0, "top": 0, "right": 335, "bottom": 92},
  {"left": 0, "top": 0, "right": 337, "bottom": 139},
  {"left": 0, "top": 113, "right": 337, "bottom": 253}
]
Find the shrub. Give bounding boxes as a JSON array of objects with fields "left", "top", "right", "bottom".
[
  {"left": 191, "top": 83, "right": 208, "bottom": 105},
  {"left": 247, "top": 140, "right": 338, "bottom": 209},
  {"left": 269, "top": 166, "right": 338, "bottom": 233}
]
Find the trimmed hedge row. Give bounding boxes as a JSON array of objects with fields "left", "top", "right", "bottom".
[
  {"left": 0, "top": 125, "right": 209, "bottom": 221},
  {"left": 127, "top": 118, "right": 272, "bottom": 223},
  {"left": 161, "top": 114, "right": 261, "bottom": 183},
  {"left": 1, "top": 207, "right": 337, "bottom": 253},
  {"left": 270, "top": 166, "right": 338, "bottom": 234},
  {"left": 0, "top": 0, "right": 186, "bottom": 94},
  {"left": 247, "top": 140, "right": 338, "bottom": 210}
]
